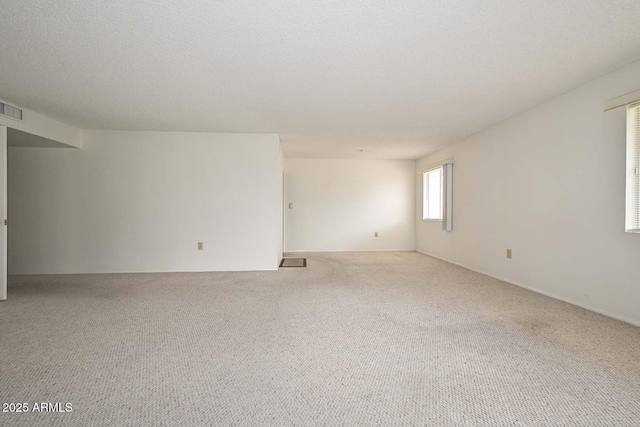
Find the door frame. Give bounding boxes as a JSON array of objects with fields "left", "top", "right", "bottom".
[{"left": 0, "top": 126, "right": 7, "bottom": 300}]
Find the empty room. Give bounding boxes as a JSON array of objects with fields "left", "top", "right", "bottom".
[{"left": 1, "top": 1, "right": 639, "bottom": 426}]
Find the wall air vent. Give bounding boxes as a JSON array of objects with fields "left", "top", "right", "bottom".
[{"left": 0, "top": 101, "right": 23, "bottom": 121}]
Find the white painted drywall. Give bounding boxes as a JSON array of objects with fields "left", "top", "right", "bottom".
[
  {"left": 0, "top": 126, "right": 6, "bottom": 300},
  {"left": 284, "top": 158, "right": 415, "bottom": 252},
  {"left": 0, "top": 102, "right": 81, "bottom": 148},
  {"left": 277, "top": 145, "right": 284, "bottom": 265},
  {"left": 8, "top": 131, "right": 281, "bottom": 273},
  {"left": 416, "top": 59, "right": 640, "bottom": 326}
]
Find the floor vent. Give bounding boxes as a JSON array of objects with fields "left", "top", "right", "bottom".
[
  {"left": 0, "top": 102, "right": 23, "bottom": 121},
  {"left": 279, "top": 258, "right": 307, "bottom": 268}
]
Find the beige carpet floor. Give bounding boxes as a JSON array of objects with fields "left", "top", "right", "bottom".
[{"left": 1, "top": 251, "right": 639, "bottom": 426}]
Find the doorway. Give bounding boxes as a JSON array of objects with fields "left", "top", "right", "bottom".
[{"left": 0, "top": 126, "right": 78, "bottom": 300}]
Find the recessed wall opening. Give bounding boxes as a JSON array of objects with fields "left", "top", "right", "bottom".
[{"left": 2, "top": 127, "right": 77, "bottom": 299}]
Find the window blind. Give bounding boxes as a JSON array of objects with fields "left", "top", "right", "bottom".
[{"left": 627, "top": 103, "right": 640, "bottom": 233}]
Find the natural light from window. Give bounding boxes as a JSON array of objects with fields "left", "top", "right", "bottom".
[
  {"left": 627, "top": 102, "right": 640, "bottom": 233},
  {"left": 423, "top": 167, "right": 443, "bottom": 220}
]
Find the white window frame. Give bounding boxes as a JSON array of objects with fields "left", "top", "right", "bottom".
[
  {"left": 605, "top": 90, "right": 640, "bottom": 233},
  {"left": 419, "top": 161, "right": 453, "bottom": 231},
  {"left": 626, "top": 102, "right": 640, "bottom": 233},
  {"left": 423, "top": 166, "right": 444, "bottom": 221}
]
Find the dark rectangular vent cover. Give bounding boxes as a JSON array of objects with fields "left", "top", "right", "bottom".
[
  {"left": 0, "top": 102, "right": 23, "bottom": 121},
  {"left": 279, "top": 258, "right": 307, "bottom": 268}
]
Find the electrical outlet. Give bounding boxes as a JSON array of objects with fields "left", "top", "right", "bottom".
[
  {"left": 198, "top": 242, "right": 204, "bottom": 250},
  {"left": 506, "top": 249, "right": 512, "bottom": 259},
  {"left": 374, "top": 232, "right": 379, "bottom": 237},
  {"left": 288, "top": 203, "right": 293, "bottom": 209}
]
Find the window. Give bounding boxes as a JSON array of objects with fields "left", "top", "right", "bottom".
[
  {"left": 627, "top": 102, "right": 640, "bottom": 233},
  {"left": 421, "top": 162, "right": 453, "bottom": 230},
  {"left": 423, "top": 167, "right": 443, "bottom": 220}
]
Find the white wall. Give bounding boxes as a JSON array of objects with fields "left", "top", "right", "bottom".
[
  {"left": 0, "top": 126, "right": 6, "bottom": 300},
  {"left": 278, "top": 145, "right": 284, "bottom": 265},
  {"left": 0, "top": 101, "right": 82, "bottom": 148},
  {"left": 416, "top": 59, "right": 640, "bottom": 326},
  {"left": 285, "top": 158, "right": 415, "bottom": 252},
  {"left": 8, "top": 131, "right": 281, "bottom": 274}
]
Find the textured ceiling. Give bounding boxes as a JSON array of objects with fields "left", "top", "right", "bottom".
[{"left": 1, "top": 1, "right": 640, "bottom": 159}]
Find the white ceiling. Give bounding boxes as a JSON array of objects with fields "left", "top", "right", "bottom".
[{"left": 1, "top": 1, "right": 640, "bottom": 159}]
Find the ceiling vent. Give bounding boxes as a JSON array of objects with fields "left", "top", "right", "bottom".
[{"left": 0, "top": 101, "right": 23, "bottom": 121}]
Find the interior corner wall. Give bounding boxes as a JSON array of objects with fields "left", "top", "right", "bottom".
[
  {"left": 284, "top": 158, "right": 416, "bottom": 252},
  {"left": 416, "top": 59, "right": 640, "bottom": 326},
  {"left": 277, "top": 145, "right": 284, "bottom": 264},
  {"left": 0, "top": 103, "right": 82, "bottom": 148},
  {"left": 8, "top": 131, "right": 281, "bottom": 274}
]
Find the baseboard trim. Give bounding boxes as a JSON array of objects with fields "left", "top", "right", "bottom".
[
  {"left": 284, "top": 249, "right": 415, "bottom": 253},
  {"left": 416, "top": 250, "right": 640, "bottom": 328},
  {"left": 9, "top": 267, "right": 280, "bottom": 275}
]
